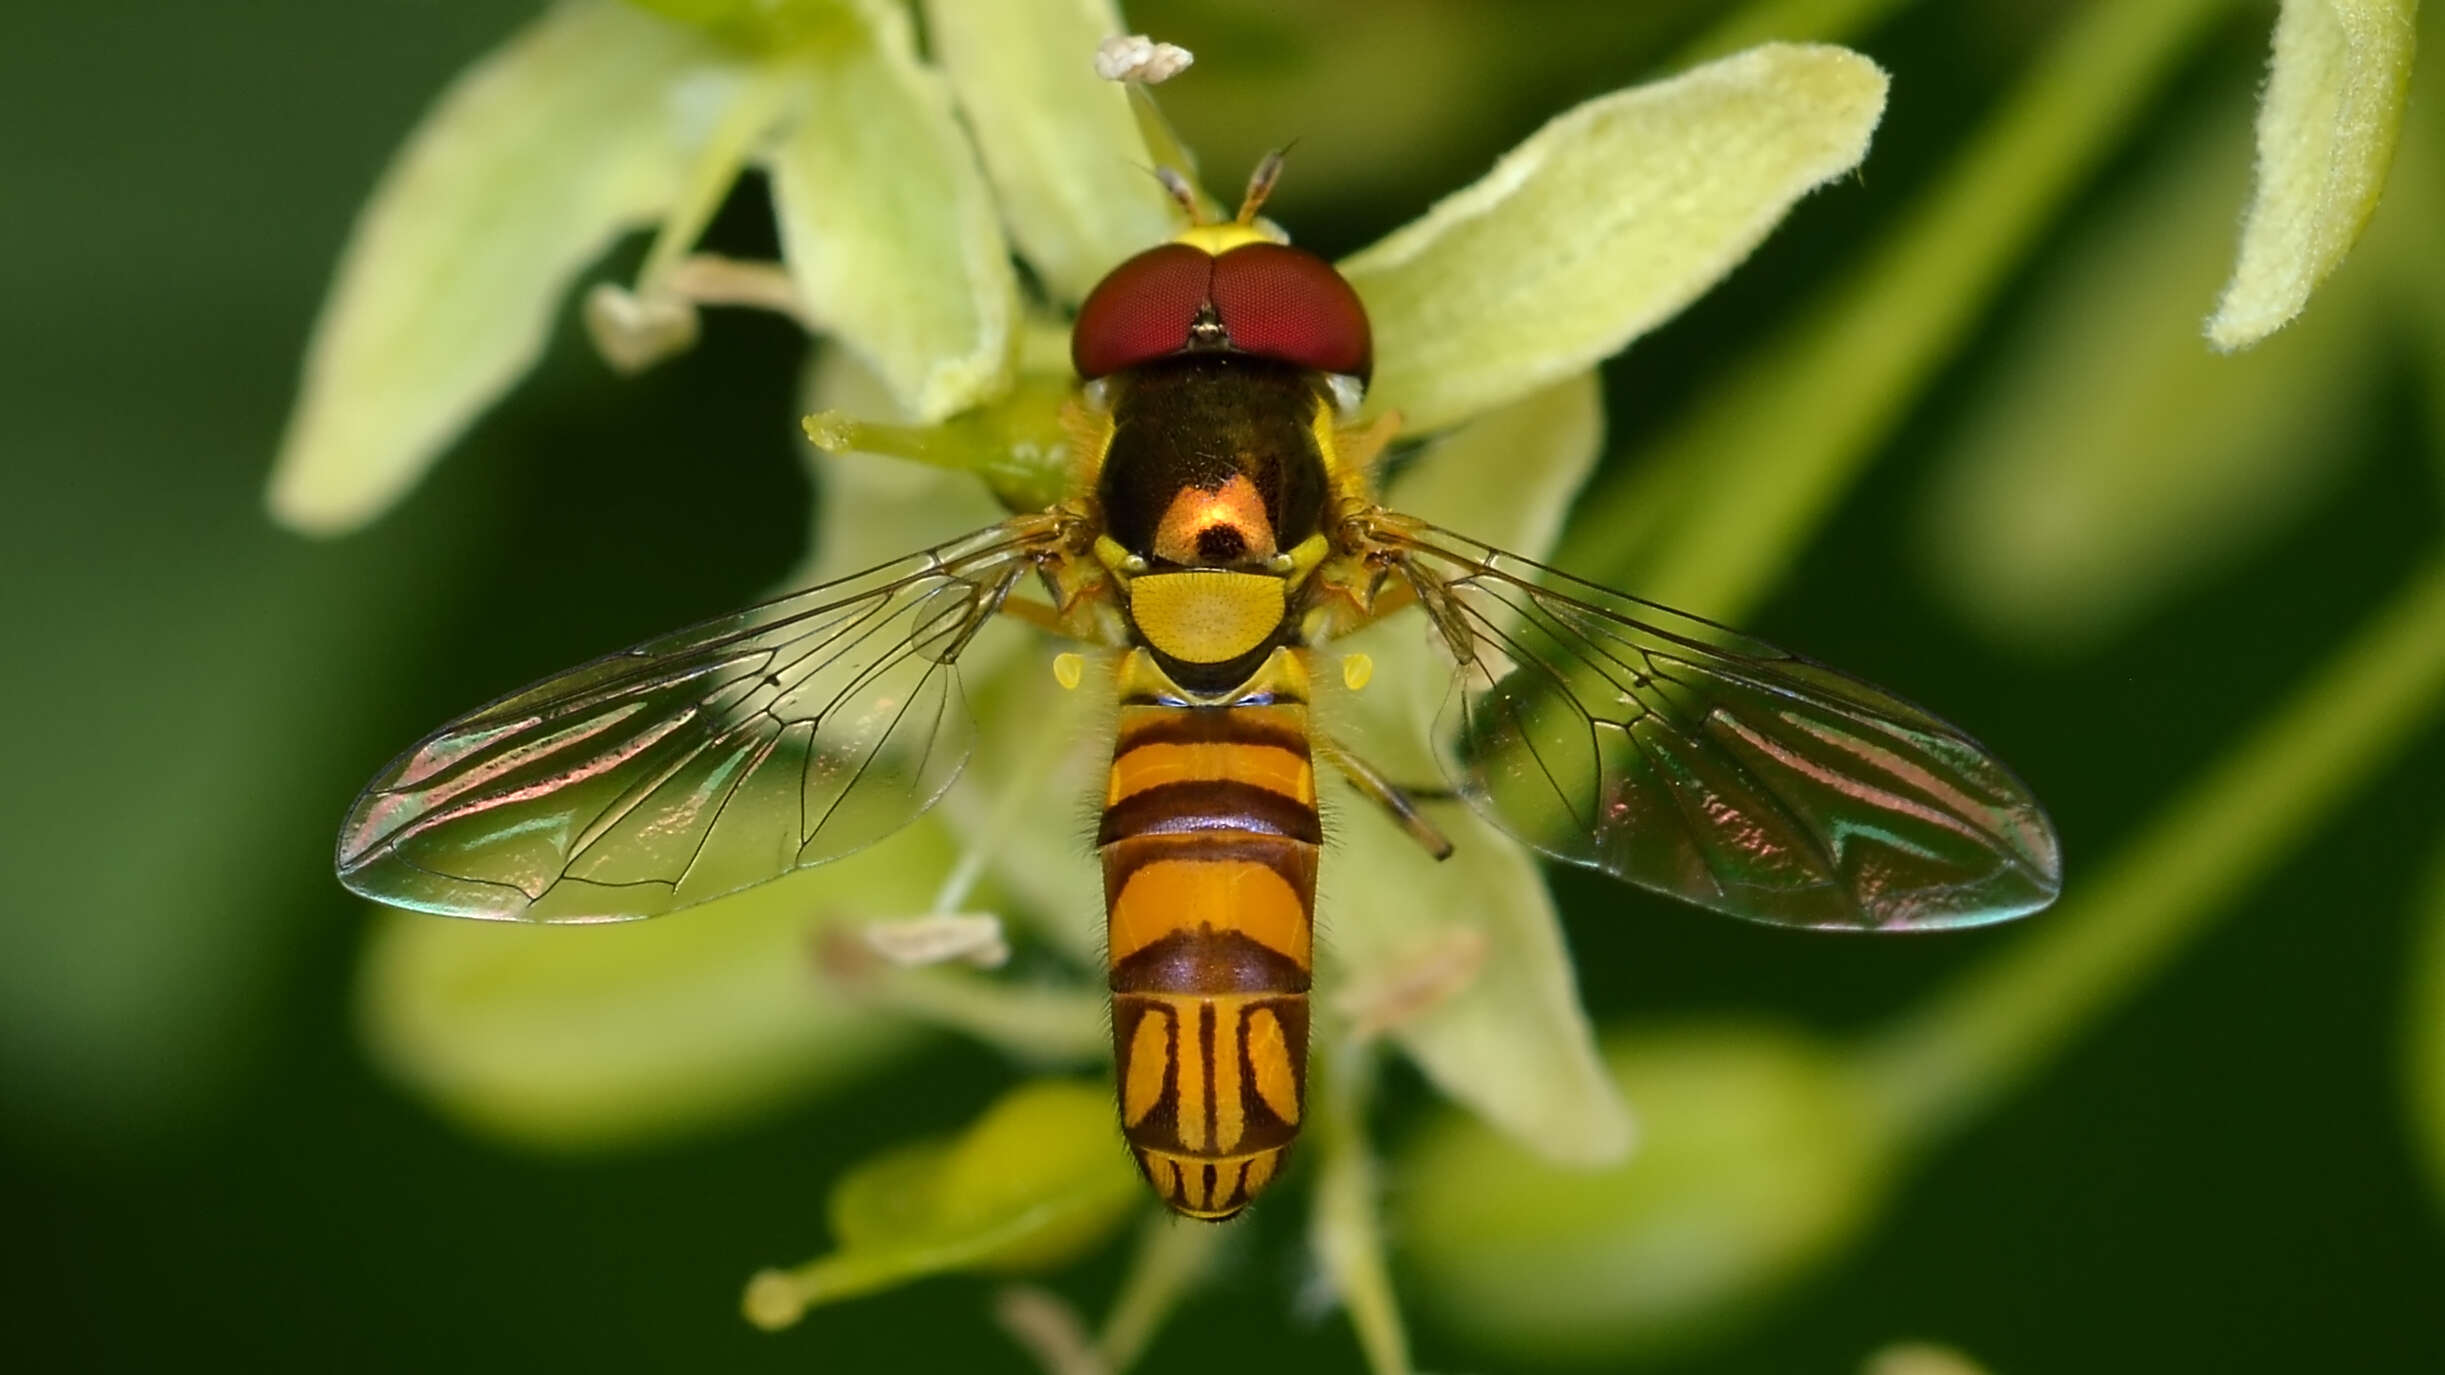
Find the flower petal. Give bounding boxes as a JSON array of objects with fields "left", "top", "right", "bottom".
[
  {"left": 1341, "top": 43, "right": 1886, "bottom": 434},
  {"left": 268, "top": 0, "right": 729, "bottom": 533},
  {"left": 1379, "top": 370, "right": 1603, "bottom": 558},
  {"left": 919, "top": 0, "right": 1180, "bottom": 303},
  {"left": 1919, "top": 106, "right": 2389, "bottom": 655},
  {"left": 766, "top": 1, "right": 1018, "bottom": 421},
  {"left": 1554, "top": 0, "right": 2232, "bottom": 614},
  {"left": 357, "top": 823, "right": 957, "bottom": 1148},
  {"left": 2205, "top": 0, "right": 2418, "bottom": 351},
  {"left": 743, "top": 1079, "right": 1141, "bottom": 1329},
  {"left": 1321, "top": 375, "right": 1627, "bottom": 1165}
]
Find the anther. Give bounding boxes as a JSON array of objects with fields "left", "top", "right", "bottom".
[
  {"left": 1094, "top": 34, "right": 1194, "bottom": 85},
  {"left": 860, "top": 913, "right": 1010, "bottom": 969}
]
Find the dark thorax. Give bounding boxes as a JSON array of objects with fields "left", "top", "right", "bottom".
[{"left": 1095, "top": 356, "right": 1334, "bottom": 694}]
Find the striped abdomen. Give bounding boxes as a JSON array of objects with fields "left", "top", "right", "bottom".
[{"left": 1102, "top": 688, "right": 1317, "bottom": 1221}]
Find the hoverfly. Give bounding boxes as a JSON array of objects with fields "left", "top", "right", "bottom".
[{"left": 338, "top": 159, "right": 2060, "bottom": 1222}]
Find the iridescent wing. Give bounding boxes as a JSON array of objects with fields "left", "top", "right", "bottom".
[
  {"left": 337, "top": 518, "right": 1064, "bottom": 923},
  {"left": 1371, "top": 515, "right": 2061, "bottom": 931}
]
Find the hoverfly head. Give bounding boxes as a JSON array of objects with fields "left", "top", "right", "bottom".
[{"left": 1070, "top": 154, "right": 1372, "bottom": 388}]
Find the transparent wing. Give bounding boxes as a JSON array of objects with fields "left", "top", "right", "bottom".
[
  {"left": 337, "top": 518, "right": 1060, "bottom": 923},
  {"left": 1374, "top": 516, "right": 2061, "bottom": 931}
]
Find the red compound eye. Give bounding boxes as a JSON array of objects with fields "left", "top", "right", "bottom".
[
  {"left": 1072, "top": 243, "right": 1214, "bottom": 380},
  {"left": 1071, "top": 238, "right": 1375, "bottom": 382},
  {"left": 1209, "top": 242, "right": 1372, "bottom": 382}
]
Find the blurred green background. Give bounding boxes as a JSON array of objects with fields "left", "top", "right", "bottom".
[{"left": 7, "top": 1, "right": 2444, "bottom": 1371}]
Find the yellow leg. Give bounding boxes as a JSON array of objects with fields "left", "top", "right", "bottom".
[{"left": 1319, "top": 743, "right": 1454, "bottom": 861}]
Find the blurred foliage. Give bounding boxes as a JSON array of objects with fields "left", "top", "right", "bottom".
[
  {"left": 1399, "top": 1023, "right": 1895, "bottom": 1361},
  {"left": 743, "top": 1079, "right": 1142, "bottom": 1329},
  {"left": 2414, "top": 844, "right": 2445, "bottom": 1215},
  {"left": 6, "top": 0, "right": 2445, "bottom": 1373},
  {"left": 1917, "top": 98, "right": 2391, "bottom": 654},
  {"left": 356, "top": 831, "right": 953, "bottom": 1148}
]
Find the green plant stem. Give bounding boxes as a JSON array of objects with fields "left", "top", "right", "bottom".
[
  {"left": 636, "top": 67, "right": 789, "bottom": 292},
  {"left": 1097, "top": 1215, "right": 1227, "bottom": 1373},
  {"left": 1308, "top": 1051, "right": 1412, "bottom": 1375},
  {"left": 1559, "top": 0, "right": 2238, "bottom": 617},
  {"left": 742, "top": 1197, "right": 1080, "bottom": 1329},
  {"left": 1859, "top": 550, "right": 2445, "bottom": 1145},
  {"left": 802, "top": 373, "right": 1075, "bottom": 510},
  {"left": 860, "top": 967, "right": 1106, "bottom": 1063}
]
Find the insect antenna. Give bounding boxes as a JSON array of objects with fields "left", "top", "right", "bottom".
[
  {"left": 1154, "top": 166, "right": 1207, "bottom": 224},
  {"left": 1236, "top": 144, "right": 1295, "bottom": 224}
]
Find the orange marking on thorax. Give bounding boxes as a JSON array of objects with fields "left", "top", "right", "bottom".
[{"left": 1152, "top": 473, "right": 1276, "bottom": 566}]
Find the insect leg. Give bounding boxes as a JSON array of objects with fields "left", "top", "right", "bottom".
[
  {"left": 1319, "top": 743, "right": 1455, "bottom": 861},
  {"left": 994, "top": 548, "right": 1128, "bottom": 644},
  {"left": 995, "top": 596, "right": 1068, "bottom": 634}
]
